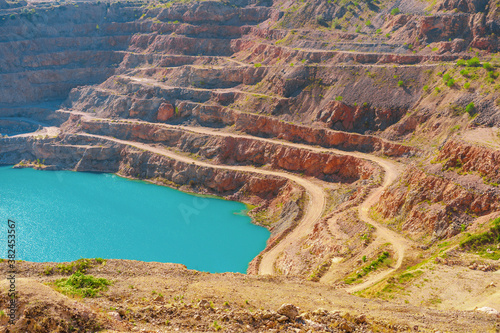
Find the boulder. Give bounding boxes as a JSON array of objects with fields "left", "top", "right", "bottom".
[
  {"left": 157, "top": 102, "right": 175, "bottom": 122},
  {"left": 277, "top": 304, "right": 299, "bottom": 320},
  {"left": 476, "top": 307, "right": 499, "bottom": 315}
]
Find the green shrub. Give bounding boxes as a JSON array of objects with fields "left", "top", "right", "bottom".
[
  {"left": 460, "top": 69, "right": 469, "bottom": 77},
  {"left": 43, "top": 266, "right": 54, "bottom": 276},
  {"left": 254, "top": 63, "right": 262, "bottom": 68},
  {"left": 397, "top": 80, "right": 404, "bottom": 87},
  {"left": 456, "top": 59, "right": 466, "bottom": 66},
  {"left": 55, "top": 258, "right": 100, "bottom": 275},
  {"left": 55, "top": 272, "right": 112, "bottom": 298},
  {"left": 464, "top": 82, "right": 471, "bottom": 89},
  {"left": 335, "top": 96, "right": 343, "bottom": 101},
  {"left": 437, "top": 71, "right": 443, "bottom": 76},
  {"left": 465, "top": 102, "right": 475, "bottom": 114},
  {"left": 423, "top": 85, "right": 429, "bottom": 91},
  {"left": 390, "top": 7, "right": 400, "bottom": 15},
  {"left": 365, "top": 20, "right": 371, "bottom": 26},
  {"left": 447, "top": 78, "right": 455, "bottom": 87},
  {"left": 360, "top": 252, "right": 390, "bottom": 275},
  {"left": 331, "top": 18, "right": 341, "bottom": 29},
  {"left": 483, "top": 62, "right": 493, "bottom": 71},
  {"left": 466, "top": 57, "right": 480, "bottom": 67},
  {"left": 316, "top": 14, "right": 327, "bottom": 27},
  {"left": 443, "top": 73, "right": 451, "bottom": 82},
  {"left": 344, "top": 251, "right": 390, "bottom": 284}
]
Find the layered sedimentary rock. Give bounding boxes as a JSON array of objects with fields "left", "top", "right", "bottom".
[
  {"left": 0, "top": 134, "right": 290, "bottom": 201},
  {"left": 436, "top": 140, "right": 500, "bottom": 184},
  {"left": 74, "top": 117, "right": 379, "bottom": 183},
  {"left": 375, "top": 165, "right": 500, "bottom": 240}
]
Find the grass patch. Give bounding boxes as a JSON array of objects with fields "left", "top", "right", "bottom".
[
  {"left": 54, "top": 272, "right": 112, "bottom": 298},
  {"left": 360, "top": 269, "right": 424, "bottom": 299},
  {"left": 344, "top": 251, "right": 391, "bottom": 284},
  {"left": 460, "top": 217, "right": 500, "bottom": 260},
  {"left": 43, "top": 258, "right": 106, "bottom": 276}
]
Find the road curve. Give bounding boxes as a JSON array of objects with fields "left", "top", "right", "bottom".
[
  {"left": 77, "top": 133, "right": 327, "bottom": 277},
  {"left": 22, "top": 111, "right": 411, "bottom": 289}
]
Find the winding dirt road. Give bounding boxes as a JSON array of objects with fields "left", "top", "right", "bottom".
[
  {"left": 25, "top": 111, "right": 412, "bottom": 291},
  {"left": 77, "top": 133, "right": 327, "bottom": 277}
]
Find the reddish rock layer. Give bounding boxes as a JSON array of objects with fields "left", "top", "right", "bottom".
[
  {"left": 375, "top": 166, "right": 500, "bottom": 240},
  {"left": 176, "top": 103, "right": 416, "bottom": 157},
  {"left": 0, "top": 135, "right": 291, "bottom": 203},
  {"left": 437, "top": 140, "right": 500, "bottom": 184},
  {"left": 77, "top": 118, "right": 379, "bottom": 183}
]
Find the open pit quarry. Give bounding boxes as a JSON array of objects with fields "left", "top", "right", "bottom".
[{"left": 0, "top": 0, "right": 499, "bottom": 331}]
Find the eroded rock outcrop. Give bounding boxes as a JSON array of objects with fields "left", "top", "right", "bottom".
[
  {"left": 316, "top": 101, "right": 406, "bottom": 133},
  {"left": 375, "top": 165, "right": 500, "bottom": 240},
  {"left": 436, "top": 140, "right": 500, "bottom": 184}
]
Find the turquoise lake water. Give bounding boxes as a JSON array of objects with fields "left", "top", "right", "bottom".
[{"left": 0, "top": 166, "right": 269, "bottom": 273}]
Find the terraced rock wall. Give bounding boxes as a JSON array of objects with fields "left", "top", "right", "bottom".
[
  {"left": 75, "top": 117, "right": 379, "bottom": 183},
  {"left": 0, "top": 135, "right": 292, "bottom": 201}
]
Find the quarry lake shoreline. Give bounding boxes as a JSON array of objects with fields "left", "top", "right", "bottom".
[{"left": 0, "top": 166, "right": 270, "bottom": 273}]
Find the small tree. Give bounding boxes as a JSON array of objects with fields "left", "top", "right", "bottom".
[{"left": 390, "top": 8, "right": 400, "bottom": 15}]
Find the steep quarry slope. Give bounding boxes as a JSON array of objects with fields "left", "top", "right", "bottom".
[{"left": 1, "top": 0, "right": 500, "bottom": 331}]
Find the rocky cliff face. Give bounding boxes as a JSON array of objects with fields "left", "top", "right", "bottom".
[
  {"left": 0, "top": 134, "right": 291, "bottom": 201},
  {"left": 375, "top": 164, "right": 500, "bottom": 240},
  {"left": 436, "top": 140, "right": 500, "bottom": 184},
  {"left": 75, "top": 117, "right": 379, "bottom": 183}
]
